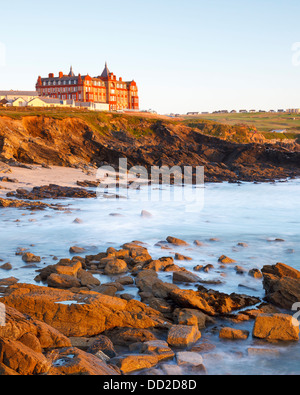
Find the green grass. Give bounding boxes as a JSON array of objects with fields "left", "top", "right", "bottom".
[
  {"left": 0, "top": 107, "right": 158, "bottom": 138},
  {"left": 1, "top": 107, "right": 299, "bottom": 143},
  {"left": 183, "top": 112, "right": 300, "bottom": 140}
]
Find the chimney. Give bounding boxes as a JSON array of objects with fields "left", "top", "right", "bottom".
[
  {"left": 49, "top": 73, "right": 54, "bottom": 78},
  {"left": 59, "top": 71, "right": 63, "bottom": 78}
]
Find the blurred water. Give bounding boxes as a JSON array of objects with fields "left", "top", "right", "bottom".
[{"left": 0, "top": 179, "right": 299, "bottom": 374}]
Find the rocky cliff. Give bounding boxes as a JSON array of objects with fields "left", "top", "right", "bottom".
[{"left": 0, "top": 113, "right": 299, "bottom": 182}]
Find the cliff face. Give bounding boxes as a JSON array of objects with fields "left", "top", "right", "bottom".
[{"left": 0, "top": 114, "right": 299, "bottom": 182}]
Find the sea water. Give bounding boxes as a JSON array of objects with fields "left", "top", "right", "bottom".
[{"left": 0, "top": 179, "right": 299, "bottom": 375}]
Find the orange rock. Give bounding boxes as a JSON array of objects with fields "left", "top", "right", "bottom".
[
  {"left": 166, "top": 236, "right": 190, "bottom": 246},
  {"left": 253, "top": 314, "right": 299, "bottom": 341},
  {"left": 219, "top": 327, "right": 249, "bottom": 340},
  {"left": 0, "top": 338, "right": 50, "bottom": 375},
  {"left": 167, "top": 325, "right": 201, "bottom": 347},
  {"left": 55, "top": 261, "right": 82, "bottom": 277},
  {"left": 104, "top": 259, "right": 128, "bottom": 275},
  {"left": 18, "top": 333, "right": 42, "bottom": 353},
  {"left": 218, "top": 255, "right": 236, "bottom": 264},
  {"left": 175, "top": 308, "right": 214, "bottom": 328},
  {"left": 274, "top": 263, "right": 300, "bottom": 279},
  {"left": 175, "top": 253, "right": 192, "bottom": 261},
  {"left": 170, "top": 288, "right": 260, "bottom": 316},
  {"left": 116, "top": 354, "right": 159, "bottom": 374},
  {"left": 46, "top": 347, "right": 119, "bottom": 375},
  {"left": 0, "top": 362, "right": 20, "bottom": 375},
  {"left": 173, "top": 270, "right": 201, "bottom": 284},
  {"left": 262, "top": 263, "right": 300, "bottom": 309},
  {"left": 0, "top": 305, "right": 71, "bottom": 349},
  {"left": 1, "top": 284, "right": 166, "bottom": 337},
  {"left": 47, "top": 273, "right": 81, "bottom": 289},
  {"left": 21, "top": 253, "right": 41, "bottom": 263}
]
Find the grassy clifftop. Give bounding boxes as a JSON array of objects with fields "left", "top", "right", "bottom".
[
  {"left": 0, "top": 107, "right": 269, "bottom": 144},
  {"left": 0, "top": 108, "right": 299, "bottom": 182},
  {"left": 183, "top": 112, "right": 300, "bottom": 141}
]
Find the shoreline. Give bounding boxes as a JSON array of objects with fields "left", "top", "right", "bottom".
[
  {"left": 1, "top": 162, "right": 299, "bottom": 200},
  {"left": 0, "top": 165, "right": 299, "bottom": 375}
]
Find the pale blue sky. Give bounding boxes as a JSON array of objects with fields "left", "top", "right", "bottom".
[{"left": 0, "top": 0, "right": 300, "bottom": 113}]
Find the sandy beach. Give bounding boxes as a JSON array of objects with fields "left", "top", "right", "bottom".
[{"left": 0, "top": 164, "right": 98, "bottom": 197}]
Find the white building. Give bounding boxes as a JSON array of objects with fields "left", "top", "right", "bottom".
[{"left": 0, "top": 90, "right": 38, "bottom": 102}]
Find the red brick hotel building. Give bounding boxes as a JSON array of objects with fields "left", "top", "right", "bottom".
[{"left": 36, "top": 63, "right": 139, "bottom": 111}]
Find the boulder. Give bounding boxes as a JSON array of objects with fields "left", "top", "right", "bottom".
[
  {"left": 118, "top": 276, "right": 134, "bottom": 286},
  {"left": 218, "top": 255, "right": 236, "bottom": 264},
  {"left": 0, "top": 277, "right": 19, "bottom": 286},
  {"left": 0, "top": 263, "right": 12, "bottom": 271},
  {"left": 77, "top": 269, "right": 100, "bottom": 287},
  {"left": 104, "top": 328, "right": 158, "bottom": 346},
  {"left": 175, "top": 308, "right": 214, "bottom": 328},
  {"left": 93, "top": 284, "right": 118, "bottom": 297},
  {"left": 135, "top": 270, "right": 179, "bottom": 299},
  {"left": 36, "top": 260, "right": 82, "bottom": 282},
  {"left": 248, "top": 268, "right": 263, "bottom": 279},
  {"left": 263, "top": 263, "right": 300, "bottom": 279},
  {"left": 22, "top": 253, "right": 41, "bottom": 263},
  {"left": 54, "top": 260, "right": 82, "bottom": 277},
  {"left": 167, "top": 325, "right": 201, "bottom": 347},
  {"left": 161, "top": 363, "right": 183, "bottom": 375},
  {"left": 219, "top": 327, "right": 249, "bottom": 340},
  {"left": 147, "top": 297, "right": 173, "bottom": 315},
  {"left": 46, "top": 347, "right": 119, "bottom": 375},
  {"left": 262, "top": 263, "right": 300, "bottom": 309},
  {"left": 169, "top": 287, "right": 260, "bottom": 316},
  {"left": 0, "top": 284, "right": 167, "bottom": 337},
  {"left": 114, "top": 354, "right": 159, "bottom": 374},
  {"left": 104, "top": 259, "right": 128, "bottom": 275},
  {"left": 0, "top": 338, "right": 50, "bottom": 375},
  {"left": 47, "top": 273, "right": 81, "bottom": 289},
  {"left": 176, "top": 351, "right": 204, "bottom": 367},
  {"left": 173, "top": 270, "right": 201, "bottom": 284},
  {"left": 0, "top": 362, "right": 20, "bottom": 375},
  {"left": 121, "top": 243, "right": 152, "bottom": 265},
  {"left": 166, "top": 236, "right": 190, "bottom": 246},
  {"left": 141, "top": 340, "right": 174, "bottom": 361},
  {"left": 69, "top": 246, "right": 86, "bottom": 254},
  {"left": 87, "top": 335, "right": 117, "bottom": 358},
  {"left": 143, "top": 257, "right": 174, "bottom": 272},
  {"left": 18, "top": 333, "right": 42, "bottom": 353},
  {"left": 202, "top": 264, "right": 214, "bottom": 273},
  {"left": 194, "top": 265, "right": 204, "bottom": 272},
  {"left": 194, "top": 240, "right": 205, "bottom": 247},
  {"left": 174, "top": 254, "right": 192, "bottom": 261},
  {"left": 0, "top": 305, "right": 71, "bottom": 349},
  {"left": 235, "top": 266, "right": 247, "bottom": 275},
  {"left": 253, "top": 314, "right": 299, "bottom": 341}
]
